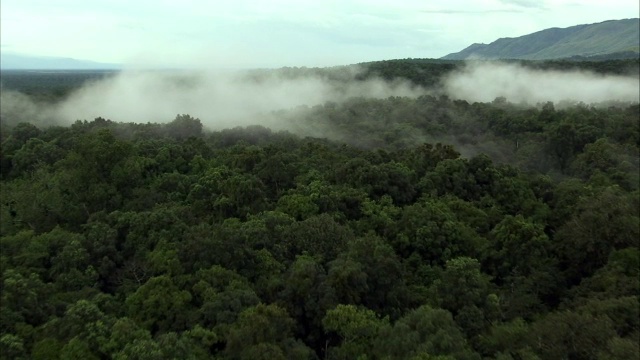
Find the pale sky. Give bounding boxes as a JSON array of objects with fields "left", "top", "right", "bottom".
[{"left": 1, "top": 0, "right": 638, "bottom": 68}]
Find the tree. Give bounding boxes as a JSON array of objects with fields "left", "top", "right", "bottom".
[
  {"left": 555, "top": 187, "right": 640, "bottom": 284},
  {"left": 0, "top": 333, "right": 27, "bottom": 360},
  {"left": 323, "top": 304, "right": 390, "bottom": 360},
  {"left": 484, "top": 215, "right": 551, "bottom": 279},
  {"left": 598, "top": 337, "right": 640, "bottom": 360},
  {"left": 278, "top": 255, "right": 334, "bottom": 350},
  {"left": 394, "top": 200, "right": 485, "bottom": 266},
  {"left": 570, "top": 138, "right": 638, "bottom": 190},
  {"left": 356, "top": 161, "right": 417, "bottom": 205},
  {"left": 325, "top": 257, "right": 369, "bottom": 306},
  {"left": 10, "top": 138, "right": 64, "bottom": 177},
  {"left": 376, "top": 305, "right": 480, "bottom": 360},
  {"left": 191, "top": 265, "right": 260, "bottom": 334},
  {"left": 276, "top": 193, "right": 319, "bottom": 220},
  {"left": 31, "top": 337, "right": 64, "bottom": 360},
  {"left": 58, "top": 337, "right": 100, "bottom": 360},
  {"left": 568, "top": 248, "right": 639, "bottom": 306},
  {"left": 434, "top": 257, "right": 493, "bottom": 312},
  {"left": 50, "top": 238, "right": 97, "bottom": 292},
  {"left": 125, "top": 275, "right": 193, "bottom": 334},
  {"left": 225, "top": 303, "right": 314, "bottom": 360},
  {"left": 1, "top": 269, "right": 53, "bottom": 328},
  {"left": 484, "top": 215, "right": 558, "bottom": 318},
  {"left": 10, "top": 122, "right": 41, "bottom": 144},
  {"left": 102, "top": 317, "right": 154, "bottom": 357},
  {"left": 341, "top": 235, "right": 408, "bottom": 317},
  {"left": 164, "top": 114, "right": 203, "bottom": 140},
  {"left": 530, "top": 311, "right": 617, "bottom": 360},
  {"left": 546, "top": 122, "right": 578, "bottom": 172},
  {"left": 478, "top": 318, "right": 536, "bottom": 359},
  {"left": 276, "top": 214, "right": 354, "bottom": 264}
]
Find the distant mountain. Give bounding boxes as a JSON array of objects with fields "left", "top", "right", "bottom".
[
  {"left": 0, "top": 53, "right": 121, "bottom": 70},
  {"left": 442, "top": 18, "right": 640, "bottom": 60}
]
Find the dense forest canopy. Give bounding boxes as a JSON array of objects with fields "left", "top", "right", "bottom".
[{"left": 0, "top": 58, "right": 639, "bottom": 359}]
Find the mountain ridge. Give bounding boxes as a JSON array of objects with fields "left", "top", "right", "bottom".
[
  {"left": 442, "top": 18, "right": 640, "bottom": 60},
  {"left": 0, "top": 53, "right": 121, "bottom": 70}
]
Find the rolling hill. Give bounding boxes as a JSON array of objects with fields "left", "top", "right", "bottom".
[{"left": 442, "top": 18, "right": 640, "bottom": 60}]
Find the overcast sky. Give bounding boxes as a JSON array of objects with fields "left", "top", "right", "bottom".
[{"left": 1, "top": 0, "right": 638, "bottom": 68}]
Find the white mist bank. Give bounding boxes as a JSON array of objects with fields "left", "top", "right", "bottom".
[
  {"left": 2, "top": 62, "right": 639, "bottom": 132},
  {"left": 52, "top": 68, "right": 424, "bottom": 129},
  {"left": 443, "top": 61, "right": 640, "bottom": 104},
  {"left": 0, "top": 91, "right": 59, "bottom": 127}
]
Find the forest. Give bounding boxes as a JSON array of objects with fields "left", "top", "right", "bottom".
[{"left": 0, "top": 58, "right": 639, "bottom": 359}]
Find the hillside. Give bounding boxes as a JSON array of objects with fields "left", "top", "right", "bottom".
[{"left": 442, "top": 18, "right": 640, "bottom": 60}]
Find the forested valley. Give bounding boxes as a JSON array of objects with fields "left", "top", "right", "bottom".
[{"left": 0, "top": 59, "right": 639, "bottom": 359}]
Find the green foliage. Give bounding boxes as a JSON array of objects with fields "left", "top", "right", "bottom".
[
  {"left": 125, "top": 276, "right": 193, "bottom": 333},
  {"left": 431, "top": 257, "right": 494, "bottom": 314},
  {"left": 323, "top": 304, "right": 390, "bottom": 359},
  {"left": 225, "top": 303, "right": 314, "bottom": 359},
  {"left": 277, "top": 213, "right": 354, "bottom": 264},
  {"left": 530, "top": 310, "right": 617, "bottom": 360},
  {"left": 393, "top": 198, "right": 485, "bottom": 266},
  {"left": 0, "top": 74, "right": 638, "bottom": 359},
  {"left": 484, "top": 215, "right": 552, "bottom": 279},
  {"left": 555, "top": 187, "right": 640, "bottom": 283},
  {"left": 165, "top": 114, "right": 204, "bottom": 140},
  {"left": 191, "top": 265, "right": 261, "bottom": 334},
  {"left": 0, "top": 333, "right": 26, "bottom": 360},
  {"left": 377, "top": 305, "right": 479, "bottom": 360}
]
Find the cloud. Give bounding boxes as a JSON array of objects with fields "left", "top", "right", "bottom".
[
  {"left": 421, "top": 9, "right": 523, "bottom": 14},
  {"left": 497, "top": 0, "right": 546, "bottom": 9}
]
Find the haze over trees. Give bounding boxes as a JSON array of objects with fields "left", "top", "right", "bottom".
[{"left": 0, "top": 57, "right": 639, "bottom": 359}]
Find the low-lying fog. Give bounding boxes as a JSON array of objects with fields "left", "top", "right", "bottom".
[{"left": 1, "top": 61, "right": 639, "bottom": 131}]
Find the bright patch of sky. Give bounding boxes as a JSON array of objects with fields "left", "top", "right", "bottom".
[{"left": 1, "top": 0, "right": 638, "bottom": 68}]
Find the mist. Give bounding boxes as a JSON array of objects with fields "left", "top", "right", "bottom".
[
  {"left": 2, "top": 61, "right": 639, "bottom": 137},
  {"left": 443, "top": 61, "right": 640, "bottom": 104},
  {"left": 0, "top": 90, "right": 59, "bottom": 128},
  {"left": 44, "top": 68, "right": 425, "bottom": 130}
]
